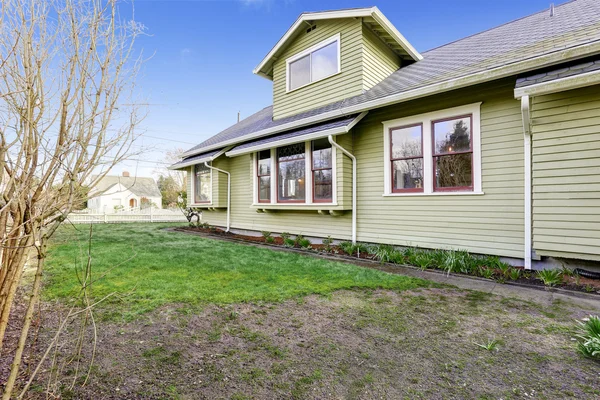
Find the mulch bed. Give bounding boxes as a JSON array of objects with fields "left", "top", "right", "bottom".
[{"left": 177, "top": 226, "right": 600, "bottom": 296}]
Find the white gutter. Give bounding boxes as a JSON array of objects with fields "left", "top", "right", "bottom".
[
  {"left": 204, "top": 161, "right": 231, "bottom": 233},
  {"left": 514, "top": 68, "right": 600, "bottom": 99},
  {"left": 184, "top": 41, "right": 600, "bottom": 158},
  {"left": 225, "top": 112, "right": 367, "bottom": 157},
  {"left": 328, "top": 135, "right": 356, "bottom": 244},
  {"left": 520, "top": 95, "right": 532, "bottom": 270}
]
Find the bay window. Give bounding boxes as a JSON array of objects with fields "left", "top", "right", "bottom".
[
  {"left": 382, "top": 103, "right": 482, "bottom": 196},
  {"left": 194, "top": 163, "right": 211, "bottom": 203},
  {"left": 254, "top": 138, "right": 335, "bottom": 205}
]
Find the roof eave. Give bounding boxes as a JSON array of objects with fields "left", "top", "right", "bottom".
[
  {"left": 169, "top": 147, "right": 232, "bottom": 170},
  {"left": 253, "top": 7, "right": 422, "bottom": 78},
  {"left": 514, "top": 68, "right": 600, "bottom": 99},
  {"left": 187, "top": 40, "right": 600, "bottom": 158}
]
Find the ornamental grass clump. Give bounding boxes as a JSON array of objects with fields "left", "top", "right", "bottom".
[
  {"left": 574, "top": 315, "right": 600, "bottom": 359},
  {"left": 338, "top": 241, "right": 355, "bottom": 256},
  {"left": 372, "top": 244, "right": 395, "bottom": 263},
  {"left": 537, "top": 269, "right": 563, "bottom": 287}
]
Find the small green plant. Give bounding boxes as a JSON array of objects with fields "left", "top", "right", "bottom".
[
  {"left": 261, "top": 231, "right": 272, "bottom": 239},
  {"left": 509, "top": 268, "right": 521, "bottom": 281},
  {"left": 339, "top": 241, "right": 355, "bottom": 255},
  {"left": 322, "top": 235, "right": 334, "bottom": 252},
  {"left": 537, "top": 269, "right": 563, "bottom": 287},
  {"left": 283, "top": 238, "right": 295, "bottom": 248},
  {"left": 298, "top": 238, "right": 312, "bottom": 249},
  {"left": 574, "top": 315, "right": 600, "bottom": 359},
  {"left": 355, "top": 243, "right": 370, "bottom": 257},
  {"left": 294, "top": 234, "right": 305, "bottom": 246},
  {"left": 280, "top": 232, "right": 291, "bottom": 240},
  {"left": 372, "top": 244, "right": 395, "bottom": 263},
  {"left": 479, "top": 266, "right": 494, "bottom": 279},
  {"left": 265, "top": 236, "right": 275, "bottom": 244},
  {"left": 498, "top": 262, "right": 512, "bottom": 278},
  {"left": 414, "top": 251, "right": 433, "bottom": 270},
  {"left": 389, "top": 249, "right": 406, "bottom": 264},
  {"left": 475, "top": 339, "right": 501, "bottom": 352}
]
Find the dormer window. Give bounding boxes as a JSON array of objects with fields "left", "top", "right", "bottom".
[{"left": 286, "top": 34, "right": 340, "bottom": 92}]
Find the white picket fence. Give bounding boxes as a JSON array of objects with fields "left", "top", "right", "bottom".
[{"left": 67, "top": 208, "right": 187, "bottom": 224}]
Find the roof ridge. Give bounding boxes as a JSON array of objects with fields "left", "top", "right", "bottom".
[{"left": 422, "top": 0, "right": 580, "bottom": 55}]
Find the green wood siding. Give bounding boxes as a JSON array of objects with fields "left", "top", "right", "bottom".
[
  {"left": 186, "top": 156, "right": 229, "bottom": 208},
  {"left": 531, "top": 85, "right": 600, "bottom": 261},
  {"left": 272, "top": 19, "right": 364, "bottom": 120},
  {"left": 351, "top": 79, "right": 525, "bottom": 258},
  {"left": 362, "top": 26, "right": 400, "bottom": 91}
]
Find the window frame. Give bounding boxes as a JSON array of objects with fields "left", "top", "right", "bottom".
[
  {"left": 256, "top": 150, "right": 272, "bottom": 203},
  {"left": 252, "top": 139, "right": 337, "bottom": 206},
  {"left": 431, "top": 114, "right": 474, "bottom": 192},
  {"left": 389, "top": 123, "right": 424, "bottom": 194},
  {"left": 311, "top": 139, "right": 334, "bottom": 203},
  {"left": 285, "top": 34, "right": 341, "bottom": 93},
  {"left": 192, "top": 163, "right": 212, "bottom": 205},
  {"left": 382, "top": 103, "right": 483, "bottom": 197},
  {"left": 276, "top": 143, "right": 307, "bottom": 204}
]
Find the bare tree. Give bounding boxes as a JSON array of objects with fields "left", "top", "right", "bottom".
[{"left": 0, "top": 0, "right": 145, "bottom": 396}]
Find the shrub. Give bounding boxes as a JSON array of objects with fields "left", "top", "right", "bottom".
[
  {"left": 283, "top": 238, "right": 295, "bottom": 248},
  {"left": 574, "top": 315, "right": 600, "bottom": 359},
  {"left": 294, "top": 234, "right": 305, "bottom": 247},
  {"left": 265, "top": 236, "right": 275, "bottom": 244},
  {"left": 498, "top": 262, "right": 512, "bottom": 278},
  {"left": 280, "top": 232, "right": 291, "bottom": 240},
  {"left": 479, "top": 266, "right": 494, "bottom": 279},
  {"left": 537, "top": 269, "right": 563, "bottom": 287},
  {"left": 298, "top": 238, "right": 312, "bottom": 249},
  {"left": 261, "top": 231, "right": 272, "bottom": 240},
  {"left": 322, "top": 235, "right": 334, "bottom": 252},
  {"left": 339, "top": 241, "right": 355, "bottom": 255},
  {"left": 413, "top": 251, "right": 433, "bottom": 270},
  {"left": 389, "top": 249, "right": 406, "bottom": 264},
  {"left": 354, "top": 243, "right": 370, "bottom": 257}
]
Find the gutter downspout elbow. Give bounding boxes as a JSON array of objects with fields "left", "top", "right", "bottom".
[
  {"left": 328, "top": 135, "right": 357, "bottom": 244},
  {"left": 204, "top": 161, "right": 231, "bottom": 233},
  {"left": 520, "top": 95, "right": 532, "bottom": 270}
]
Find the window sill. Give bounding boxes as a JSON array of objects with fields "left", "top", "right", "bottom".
[
  {"left": 251, "top": 203, "right": 351, "bottom": 212},
  {"left": 382, "top": 191, "right": 485, "bottom": 197}
]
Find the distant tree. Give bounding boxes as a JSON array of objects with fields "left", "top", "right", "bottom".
[
  {"left": 157, "top": 175, "right": 181, "bottom": 207},
  {"left": 155, "top": 148, "right": 187, "bottom": 208}
]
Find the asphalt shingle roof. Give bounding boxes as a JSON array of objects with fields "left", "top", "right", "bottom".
[
  {"left": 171, "top": 149, "right": 224, "bottom": 169},
  {"left": 185, "top": 0, "right": 600, "bottom": 156},
  {"left": 229, "top": 114, "right": 359, "bottom": 152},
  {"left": 516, "top": 57, "right": 600, "bottom": 88}
]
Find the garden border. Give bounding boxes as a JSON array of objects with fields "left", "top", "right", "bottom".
[{"left": 167, "top": 227, "right": 600, "bottom": 310}]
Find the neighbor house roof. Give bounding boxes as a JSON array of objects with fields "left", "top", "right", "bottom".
[
  {"left": 182, "top": 0, "right": 600, "bottom": 159},
  {"left": 91, "top": 176, "right": 162, "bottom": 198},
  {"left": 253, "top": 7, "right": 422, "bottom": 80}
]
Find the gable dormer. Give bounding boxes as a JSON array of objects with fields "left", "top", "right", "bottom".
[{"left": 254, "top": 7, "right": 422, "bottom": 120}]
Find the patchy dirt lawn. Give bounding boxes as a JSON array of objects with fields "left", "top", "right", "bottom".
[{"left": 15, "top": 288, "right": 600, "bottom": 400}]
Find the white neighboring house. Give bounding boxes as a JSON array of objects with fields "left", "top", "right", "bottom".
[{"left": 88, "top": 172, "right": 162, "bottom": 213}]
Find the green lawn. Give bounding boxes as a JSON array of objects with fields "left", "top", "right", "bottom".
[{"left": 44, "top": 223, "right": 430, "bottom": 318}]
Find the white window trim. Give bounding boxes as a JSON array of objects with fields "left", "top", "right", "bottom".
[
  {"left": 286, "top": 33, "right": 341, "bottom": 93},
  {"left": 252, "top": 139, "right": 337, "bottom": 206},
  {"left": 190, "top": 163, "right": 213, "bottom": 206},
  {"left": 382, "top": 102, "right": 483, "bottom": 196}
]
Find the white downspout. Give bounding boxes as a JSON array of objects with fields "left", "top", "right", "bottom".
[
  {"left": 328, "top": 135, "right": 356, "bottom": 244},
  {"left": 204, "top": 162, "right": 231, "bottom": 232},
  {"left": 521, "top": 95, "right": 532, "bottom": 270}
]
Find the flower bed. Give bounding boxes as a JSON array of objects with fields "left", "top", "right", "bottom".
[{"left": 181, "top": 224, "right": 600, "bottom": 295}]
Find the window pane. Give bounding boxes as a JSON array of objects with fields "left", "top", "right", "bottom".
[
  {"left": 391, "top": 125, "right": 422, "bottom": 159},
  {"left": 277, "top": 143, "right": 305, "bottom": 161},
  {"left": 278, "top": 160, "right": 305, "bottom": 201},
  {"left": 258, "top": 150, "right": 270, "bottom": 176},
  {"left": 392, "top": 159, "right": 423, "bottom": 190},
  {"left": 312, "top": 138, "right": 332, "bottom": 169},
  {"left": 289, "top": 55, "right": 310, "bottom": 90},
  {"left": 435, "top": 153, "right": 472, "bottom": 189},
  {"left": 311, "top": 41, "right": 338, "bottom": 82},
  {"left": 195, "top": 164, "right": 211, "bottom": 203},
  {"left": 313, "top": 169, "right": 332, "bottom": 201},
  {"left": 433, "top": 116, "right": 471, "bottom": 155},
  {"left": 259, "top": 176, "right": 271, "bottom": 201}
]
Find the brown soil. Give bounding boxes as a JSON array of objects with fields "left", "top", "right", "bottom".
[{"left": 5, "top": 287, "right": 600, "bottom": 399}]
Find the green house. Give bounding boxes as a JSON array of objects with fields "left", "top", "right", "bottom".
[{"left": 171, "top": 1, "right": 600, "bottom": 270}]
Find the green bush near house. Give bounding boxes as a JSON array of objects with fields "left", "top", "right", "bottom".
[{"left": 574, "top": 315, "right": 600, "bottom": 359}]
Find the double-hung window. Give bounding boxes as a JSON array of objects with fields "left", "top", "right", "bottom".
[
  {"left": 194, "top": 163, "right": 211, "bottom": 203},
  {"left": 277, "top": 143, "right": 306, "bottom": 202},
  {"left": 312, "top": 138, "right": 333, "bottom": 202},
  {"left": 287, "top": 34, "right": 340, "bottom": 92},
  {"left": 383, "top": 103, "right": 482, "bottom": 196},
  {"left": 257, "top": 150, "right": 271, "bottom": 203}
]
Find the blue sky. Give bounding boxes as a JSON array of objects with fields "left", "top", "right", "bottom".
[{"left": 123, "top": 0, "right": 560, "bottom": 177}]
